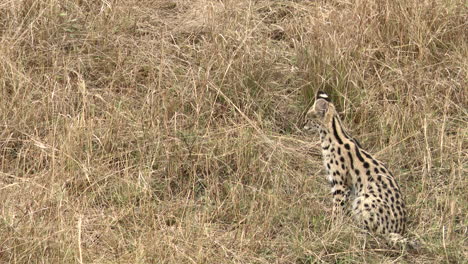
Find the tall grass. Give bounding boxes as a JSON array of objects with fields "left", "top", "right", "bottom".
[{"left": 0, "top": 0, "right": 466, "bottom": 263}]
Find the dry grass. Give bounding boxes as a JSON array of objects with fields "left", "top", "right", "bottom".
[{"left": 0, "top": 0, "right": 467, "bottom": 263}]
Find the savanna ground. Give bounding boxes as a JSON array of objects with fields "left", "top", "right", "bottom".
[{"left": 0, "top": 0, "right": 467, "bottom": 263}]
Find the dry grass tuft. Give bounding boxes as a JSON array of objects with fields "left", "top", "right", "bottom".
[{"left": 0, "top": 0, "right": 466, "bottom": 263}]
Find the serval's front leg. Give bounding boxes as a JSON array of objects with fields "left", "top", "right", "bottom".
[{"left": 329, "top": 173, "right": 351, "bottom": 223}]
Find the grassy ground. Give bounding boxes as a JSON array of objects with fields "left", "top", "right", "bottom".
[{"left": 0, "top": 0, "right": 466, "bottom": 263}]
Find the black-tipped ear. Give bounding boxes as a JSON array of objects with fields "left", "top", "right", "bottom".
[{"left": 316, "top": 91, "right": 330, "bottom": 102}]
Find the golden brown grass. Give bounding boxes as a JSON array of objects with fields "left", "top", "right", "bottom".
[{"left": 0, "top": 0, "right": 466, "bottom": 263}]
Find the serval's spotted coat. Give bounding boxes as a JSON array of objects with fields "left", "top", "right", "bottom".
[{"left": 304, "top": 91, "right": 408, "bottom": 245}]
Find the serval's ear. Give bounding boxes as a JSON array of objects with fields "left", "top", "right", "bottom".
[
  {"left": 316, "top": 90, "right": 330, "bottom": 102},
  {"left": 313, "top": 91, "right": 330, "bottom": 117}
]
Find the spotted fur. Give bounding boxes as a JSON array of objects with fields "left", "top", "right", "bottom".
[{"left": 304, "top": 91, "right": 407, "bottom": 243}]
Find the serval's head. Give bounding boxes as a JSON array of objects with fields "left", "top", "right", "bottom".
[{"left": 303, "top": 91, "right": 336, "bottom": 131}]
